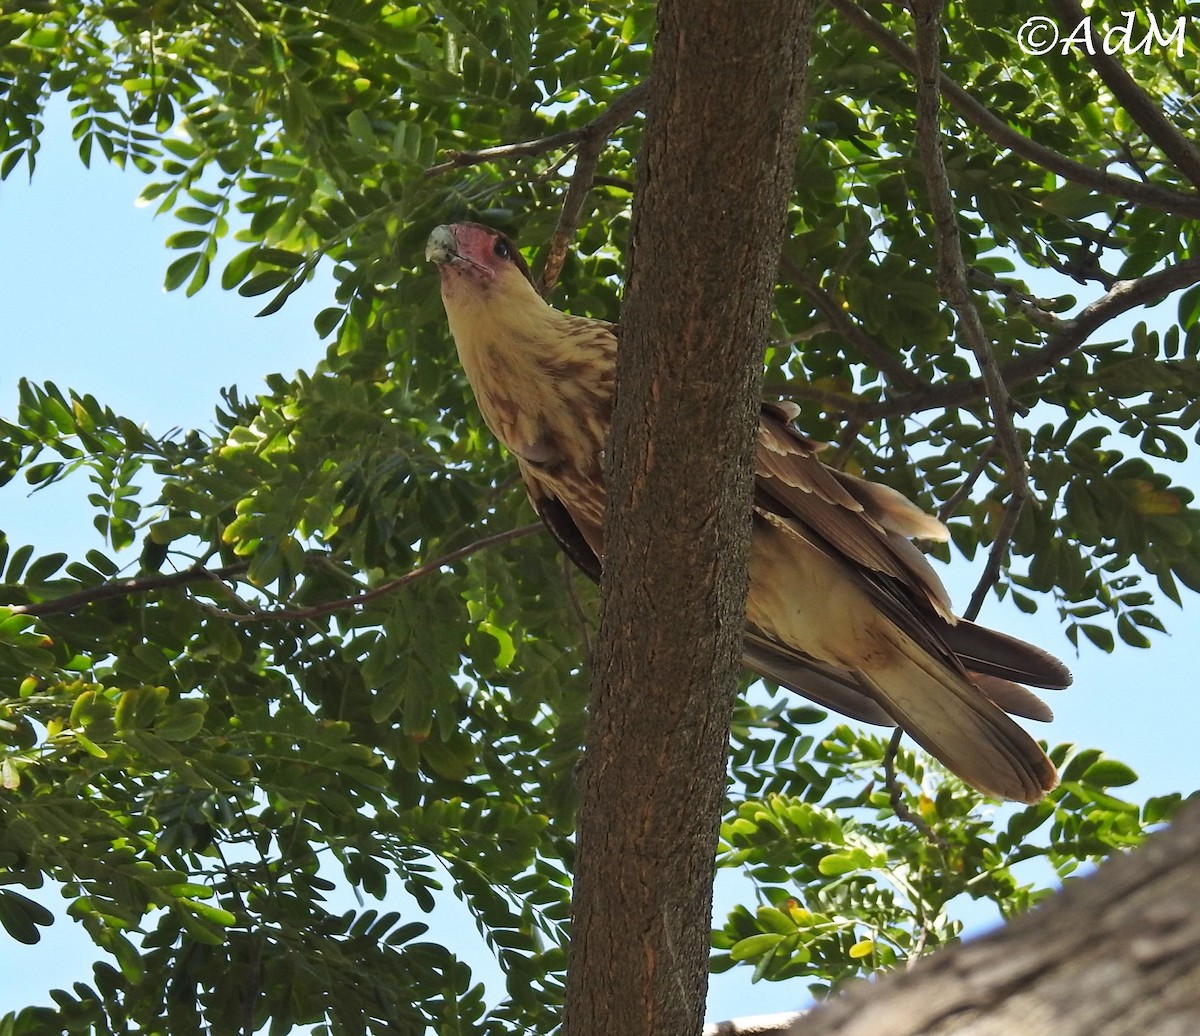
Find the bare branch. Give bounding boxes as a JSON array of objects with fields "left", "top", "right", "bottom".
[
  {"left": 704, "top": 1013, "right": 806, "bottom": 1036},
  {"left": 8, "top": 561, "right": 249, "bottom": 618},
  {"left": 764, "top": 379, "right": 864, "bottom": 414},
  {"left": 912, "top": 0, "right": 1029, "bottom": 601},
  {"left": 830, "top": 0, "right": 1200, "bottom": 219},
  {"left": 537, "top": 85, "right": 650, "bottom": 293},
  {"left": 964, "top": 269, "right": 1067, "bottom": 332},
  {"left": 857, "top": 257, "right": 1200, "bottom": 421},
  {"left": 424, "top": 83, "right": 647, "bottom": 179},
  {"left": 963, "top": 491, "right": 1025, "bottom": 623},
  {"left": 936, "top": 442, "right": 997, "bottom": 523},
  {"left": 539, "top": 135, "right": 604, "bottom": 296},
  {"left": 10, "top": 525, "right": 543, "bottom": 623},
  {"left": 781, "top": 257, "right": 929, "bottom": 392},
  {"left": 883, "top": 728, "right": 950, "bottom": 850},
  {"left": 1047, "top": 0, "right": 1200, "bottom": 190},
  {"left": 200, "top": 523, "right": 543, "bottom": 623}
]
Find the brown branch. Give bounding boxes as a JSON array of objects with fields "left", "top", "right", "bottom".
[
  {"left": 200, "top": 523, "right": 543, "bottom": 623},
  {"left": 912, "top": 0, "right": 1029, "bottom": 608},
  {"left": 856, "top": 257, "right": 1200, "bottom": 421},
  {"left": 536, "top": 85, "right": 650, "bottom": 294},
  {"left": 9, "top": 525, "right": 543, "bottom": 623},
  {"left": 1048, "top": 0, "right": 1200, "bottom": 190},
  {"left": 830, "top": 419, "right": 864, "bottom": 469},
  {"left": 781, "top": 257, "right": 929, "bottom": 392},
  {"left": 763, "top": 379, "right": 864, "bottom": 414},
  {"left": 883, "top": 727, "right": 950, "bottom": 850},
  {"left": 830, "top": 0, "right": 1200, "bottom": 219},
  {"left": 964, "top": 268, "right": 1066, "bottom": 332},
  {"left": 936, "top": 442, "right": 997, "bottom": 523},
  {"left": 561, "top": 552, "right": 593, "bottom": 661},
  {"left": 7, "top": 561, "right": 250, "bottom": 618},
  {"left": 424, "top": 82, "right": 647, "bottom": 179},
  {"left": 538, "top": 135, "right": 604, "bottom": 295},
  {"left": 963, "top": 489, "right": 1025, "bottom": 622}
]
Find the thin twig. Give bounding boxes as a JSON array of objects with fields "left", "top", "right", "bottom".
[
  {"left": 424, "top": 83, "right": 648, "bottom": 179},
  {"left": 561, "top": 552, "right": 593, "bottom": 660},
  {"left": 771, "top": 320, "right": 832, "bottom": 348},
  {"left": 964, "top": 269, "right": 1067, "bottom": 332},
  {"left": 912, "top": 0, "right": 1030, "bottom": 603},
  {"left": 936, "top": 442, "right": 997, "bottom": 523},
  {"left": 537, "top": 85, "right": 651, "bottom": 294},
  {"left": 963, "top": 492, "right": 1024, "bottom": 622},
  {"left": 8, "top": 561, "right": 249, "bottom": 617},
  {"left": 539, "top": 135, "right": 604, "bottom": 296},
  {"left": 858, "top": 257, "right": 1200, "bottom": 420},
  {"left": 830, "top": 420, "right": 863, "bottom": 469},
  {"left": 883, "top": 728, "right": 950, "bottom": 850},
  {"left": 763, "top": 379, "right": 861, "bottom": 413},
  {"left": 1048, "top": 0, "right": 1200, "bottom": 190},
  {"left": 830, "top": 0, "right": 1200, "bottom": 219},
  {"left": 199, "top": 523, "right": 543, "bottom": 623},
  {"left": 781, "top": 256, "right": 929, "bottom": 391}
]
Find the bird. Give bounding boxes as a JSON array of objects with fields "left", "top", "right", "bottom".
[{"left": 426, "top": 221, "right": 1072, "bottom": 803}]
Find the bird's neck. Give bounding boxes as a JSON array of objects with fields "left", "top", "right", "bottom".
[{"left": 445, "top": 291, "right": 616, "bottom": 459}]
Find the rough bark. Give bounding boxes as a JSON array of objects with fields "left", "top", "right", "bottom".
[
  {"left": 786, "top": 800, "right": 1200, "bottom": 1036},
  {"left": 561, "top": 3, "right": 816, "bottom": 1036}
]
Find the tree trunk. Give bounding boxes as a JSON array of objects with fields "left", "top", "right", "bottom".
[
  {"left": 562, "top": 4, "right": 816, "bottom": 1036},
  {"left": 788, "top": 800, "right": 1200, "bottom": 1036}
]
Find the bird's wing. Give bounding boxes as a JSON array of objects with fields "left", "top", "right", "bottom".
[
  {"left": 753, "top": 404, "right": 1070, "bottom": 691},
  {"left": 756, "top": 402, "right": 954, "bottom": 621},
  {"left": 520, "top": 464, "right": 603, "bottom": 583},
  {"left": 742, "top": 628, "right": 895, "bottom": 724}
]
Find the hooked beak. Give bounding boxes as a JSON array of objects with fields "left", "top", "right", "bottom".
[{"left": 425, "top": 224, "right": 459, "bottom": 265}]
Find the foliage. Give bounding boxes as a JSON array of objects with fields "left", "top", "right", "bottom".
[{"left": 0, "top": 0, "right": 1198, "bottom": 1031}]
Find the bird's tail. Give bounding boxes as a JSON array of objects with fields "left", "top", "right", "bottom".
[{"left": 854, "top": 631, "right": 1059, "bottom": 803}]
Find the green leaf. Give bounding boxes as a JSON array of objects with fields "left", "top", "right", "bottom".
[
  {"left": 164, "top": 252, "right": 201, "bottom": 291},
  {"left": 1081, "top": 759, "right": 1138, "bottom": 789},
  {"left": 728, "top": 932, "right": 783, "bottom": 962}
]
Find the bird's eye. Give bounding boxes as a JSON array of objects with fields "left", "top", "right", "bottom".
[{"left": 493, "top": 237, "right": 511, "bottom": 260}]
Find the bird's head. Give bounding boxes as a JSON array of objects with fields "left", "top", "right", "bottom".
[
  {"left": 426, "top": 221, "right": 569, "bottom": 366},
  {"left": 426, "top": 222, "right": 542, "bottom": 312}
]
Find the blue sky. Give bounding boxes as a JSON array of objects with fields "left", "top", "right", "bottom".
[{"left": 2, "top": 95, "right": 1199, "bottom": 1027}]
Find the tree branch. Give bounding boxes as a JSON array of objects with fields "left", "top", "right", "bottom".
[
  {"left": 883, "top": 728, "right": 950, "bottom": 850},
  {"left": 423, "top": 83, "right": 647, "bottom": 179},
  {"left": 830, "top": 0, "right": 1200, "bottom": 219},
  {"left": 780, "top": 257, "right": 930, "bottom": 392},
  {"left": 936, "top": 443, "right": 997, "bottom": 523},
  {"left": 538, "top": 134, "right": 604, "bottom": 296},
  {"left": 7, "top": 562, "right": 249, "bottom": 618},
  {"left": 963, "top": 491, "right": 1025, "bottom": 622},
  {"left": 1047, "top": 0, "right": 1200, "bottom": 190},
  {"left": 912, "top": 0, "right": 1028, "bottom": 618},
  {"left": 788, "top": 800, "right": 1200, "bottom": 1035},
  {"left": 198, "top": 523, "right": 543, "bottom": 623},
  {"left": 536, "top": 85, "right": 650, "bottom": 294},
  {"left": 857, "top": 258, "right": 1200, "bottom": 421},
  {"left": 7, "top": 525, "right": 543, "bottom": 622},
  {"left": 964, "top": 268, "right": 1067, "bottom": 333}
]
